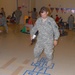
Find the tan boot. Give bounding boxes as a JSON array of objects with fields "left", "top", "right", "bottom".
[
  {"left": 47, "top": 61, "right": 52, "bottom": 67},
  {"left": 34, "top": 58, "right": 38, "bottom": 63}
]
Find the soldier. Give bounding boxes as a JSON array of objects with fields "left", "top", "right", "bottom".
[
  {"left": 14, "top": 7, "right": 22, "bottom": 24},
  {"left": 30, "top": 7, "right": 60, "bottom": 67},
  {"left": 0, "top": 13, "right": 8, "bottom": 33},
  {"left": 0, "top": 8, "right": 6, "bottom": 17},
  {"left": 31, "top": 8, "right": 38, "bottom": 25},
  {"left": 68, "top": 14, "right": 74, "bottom": 30}
]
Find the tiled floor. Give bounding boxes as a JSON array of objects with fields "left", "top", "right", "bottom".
[{"left": 0, "top": 24, "right": 75, "bottom": 75}]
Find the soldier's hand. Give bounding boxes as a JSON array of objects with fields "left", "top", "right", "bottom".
[
  {"left": 30, "top": 36, "right": 33, "bottom": 40},
  {"left": 54, "top": 40, "right": 58, "bottom": 46}
]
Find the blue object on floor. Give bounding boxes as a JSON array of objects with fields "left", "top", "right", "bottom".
[{"left": 23, "top": 57, "right": 55, "bottom": 75}]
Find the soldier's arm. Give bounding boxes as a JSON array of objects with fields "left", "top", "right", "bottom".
[
  {"left": 2, "top": 17, "right": 7, "bottom": 25},
  {"left": 30, "top": 19, "right": 38, "bottom": 39},
  {"left": 52, "top": 20, "right": 60, "bottom": 41}
]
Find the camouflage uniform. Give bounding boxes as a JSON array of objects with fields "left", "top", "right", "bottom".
[
  {"left": 0, "top": 16, "right": 8, "bottom": 32},
  {"left": 30, "top": 16, "right": 60, "bottom": 61},
  {"left": 15, "top": 9, "right": 22, "bottom": 24}
]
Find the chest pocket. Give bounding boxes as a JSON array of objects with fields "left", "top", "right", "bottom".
[
  {"left": 38, "top": 21, "right": 53, "bottom": 34},
  {"left": 47, "top": 22, "right": 53, "bottom": 31}
]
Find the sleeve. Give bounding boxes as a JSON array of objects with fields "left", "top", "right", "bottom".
[
  {"left": 30, "top": 19, "right": 38, "bottom": 36},
  {"left": 51, "top": 19, "right": 60, "bottom": 40},
  {"left": 20, "top": 11, "right": 22, "bottom": 16},
  {"left": 2, "top": 17, "right": 7, "bottom": 25}
]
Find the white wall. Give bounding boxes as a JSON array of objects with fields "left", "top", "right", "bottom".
[
  {"left": 18, "top": 0, "right": 35, "bottom": 24},
  {"left": 35, "top": 0, "right": 75, "bottom": 22},
  {"left": 18, "top": 0, "right": 35, "bottom": 16},
  {"left": 0, "top": 0, "right": 35, "bottom": 24},
  {"left": 17, "top": 0, "right": 29, "bottom": 24},
  {"left": 0, "top": 0, "right": 17, "bottom": 17}
]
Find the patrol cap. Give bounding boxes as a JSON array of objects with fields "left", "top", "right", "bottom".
[{"left": 39, "top": 6, "right": 49, "bottom": 13}]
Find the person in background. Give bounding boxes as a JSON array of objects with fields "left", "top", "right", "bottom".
[
  {"left": 28, "top": 17, "right": 33, "bottom": 24},
  {"left": 0, "top": 8, "right": 6, "bottom": 17},
  {"left": 25, "top": 17, "right": 33, "bottom": 32},
  {"left": 55, "top": 15, "right": 60, "bottom": 23},
  {"left": 59, "top": 17, "right": 63, "bottom": 23},
  {"left": 68, "top": 14, "right": 74, "bottom": 30},
  {"left": 30, "top": 6, "right": 60, "bottom": 67},
  {"left": 0, "top": 13, "right": 8, "bottom": 33},
  {"left": 31, "top": 8, "right": 38, "bottom": 25},
  {"left": 10, "top": 11, "right": 16, "bottom": 23},
  {"left": 14, "top": 7, "right": 22, "bottom": 24}
]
